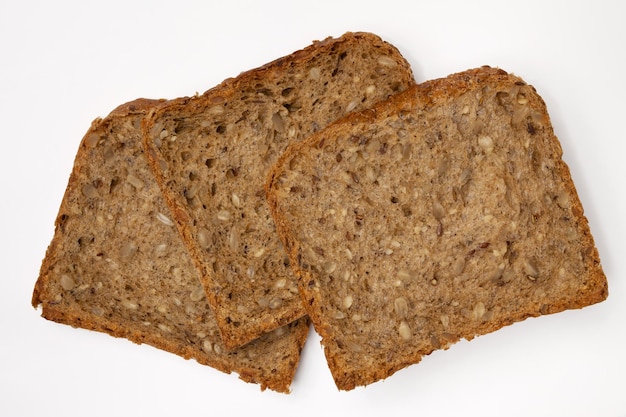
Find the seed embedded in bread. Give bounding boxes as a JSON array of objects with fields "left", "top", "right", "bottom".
[
  {"left": 394, "top": 297, "right": 409, "bottom": 318},
  {"left": 398, "top": 321, "right": 412, "bottom": 340},
  {"left": 478, "top": 135, "right": 495, "bottom": 153},
  {"left": 156, "top": 212, "right": 174, "bottom": 226},
  {"left": 216, "top": 210, "right": 231, "bottom": 222}
]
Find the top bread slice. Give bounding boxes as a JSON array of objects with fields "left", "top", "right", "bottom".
[
  {"left": 266, "top": 66, "right": 608, "bottom": 390},
  {"left": 31, "top": 99, "right": 310, "bottom": 393},
  {"left": 142, "top": 32, "right": 416, "bottom": 349}
]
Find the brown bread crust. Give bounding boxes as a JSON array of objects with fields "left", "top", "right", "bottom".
[
  {"left": 142, "top": 32, "right": 415, "bottom": 349},
  {"left": 32, "top": 99, "right": 309, "bottom": 393},
  {"left": 266, "top": 66, "right": 608, "bottom": 390}
]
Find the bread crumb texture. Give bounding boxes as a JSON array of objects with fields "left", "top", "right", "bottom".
[{"left": 267, "top": 66, "right": 608, "bottom": 390}]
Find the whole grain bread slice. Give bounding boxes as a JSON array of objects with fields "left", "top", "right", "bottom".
[
  {"left": 32, "top": 99, "right": 310, "bottom": 393},
  {"left": 142, "top": 32, "right": 415, "bottom": 349},
  {"left": 266, "top": 66, "right": 608, "bottom": 390}
]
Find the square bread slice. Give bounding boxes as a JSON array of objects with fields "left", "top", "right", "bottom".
[
  {"left": 32, "top": 99, "right": 310, "bottom": 393},
  {"left": 142, "top": 32, "right": 415, "bottom": 349},
  {"left": 266, "top": 66, "right": 608, "bottom": 390}
]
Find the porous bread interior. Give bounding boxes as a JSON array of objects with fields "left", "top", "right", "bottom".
[
  {"left": 32, "top": 105, "right": 309, "bottom": 393},
  {"left": 267, "top": 68, "right": 607, "bottom": 390},
  {"left": 144, "top": 32, "right": 415, "bottom": 349}
]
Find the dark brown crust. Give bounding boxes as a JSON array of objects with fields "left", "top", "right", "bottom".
[
  {"left": 36, "top": 302, "right": 309, "bottom": 392},
  {"left": 266, "top": 66, "right": 608, "bottom": 390},
  {"left": 32, "top": 99, "right": 310, "bottom": 393},
  {"left": 142, "top": 32, "right": 415, "bottom": 349}
]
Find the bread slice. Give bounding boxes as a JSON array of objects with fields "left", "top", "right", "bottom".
[
  {"left": 142, "top": 32, "right": 415, "bottom": 349},
  {"left": 31, "top": 99, "right": 310, "bottom": 393},
  {"left": 266, "top": 66, "right": 608, "bottom": 390}
]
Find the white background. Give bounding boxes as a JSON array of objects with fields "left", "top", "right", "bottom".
[{"left": 1, "top": 1, "right": 625, "bottom": 416}]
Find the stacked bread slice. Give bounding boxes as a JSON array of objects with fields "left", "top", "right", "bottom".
[
  {"left": 141, "top": 32, "right": 415, "bottom": 349},
  {"left": 266, "top": 66, "right": 608, "bottom": 390},
  {"left": 32, "top": 32, "right": 416, "bottom": 392}
]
